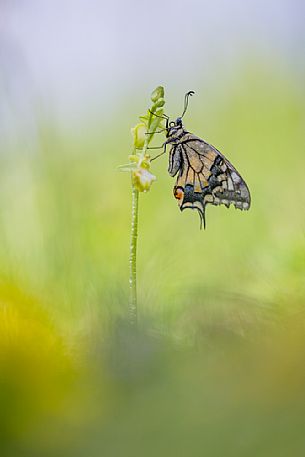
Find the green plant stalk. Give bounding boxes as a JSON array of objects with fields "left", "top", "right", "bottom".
[
  {"left": 128, "top": 139, "right": 149, "bottom": 326},
  {"left": 129, "top": 183, "right": 139, "bottom": 326},
  {"left": 126, "top": 86, "right": 164, "bottom": 327}
]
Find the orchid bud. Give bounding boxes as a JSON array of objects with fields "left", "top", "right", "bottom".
[
  {"left": 151, "top": 86, "right": 164, "bottom": 103},
  {"left": 151, "top": 98, "right": 165, "bottom": 113},
  {"left": 131, "top": 123, "right": 146, "bottom": 148}
]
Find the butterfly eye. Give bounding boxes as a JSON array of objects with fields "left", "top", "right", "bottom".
[{"left": 174, "top": 186, "right": 184, "bottom": 201}]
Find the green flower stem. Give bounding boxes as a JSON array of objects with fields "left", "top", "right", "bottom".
[
  {"left": 128, "top": 139, "right": 148, "bottom": 326},
  {"left": 129, "top": 183, "right": 139, "bottom": 326},
  {"left": 139, "top": 136, "right": 149, "bottom": 161},
  {"left": 126, "top": 86, "right": 165, "bottom": 327}
]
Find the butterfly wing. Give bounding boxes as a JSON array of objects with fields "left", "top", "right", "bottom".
[{"left": 168, "top": 135, "right": 251, "bottom": 228}]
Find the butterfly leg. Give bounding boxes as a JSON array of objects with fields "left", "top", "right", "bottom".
[
  {"left": 148, "top": 110, "right": 169, "bottom": 133},
  {"left": 148, "top": 110, "right": 169, "bottom": 121},
  {"left": 135, "top": 146, "right": 163, "bottom": 150},
  {"left": 145, "top": 129, "right": 167, "bottom": 135},
  {"left": 150, "top": 143, "right": 167, "bottom": 161},
  {"left": 135, "top": 146, "right": 164, "bottom": 150},
  {"left": 135, "top": 144, "right": 167, "bottom": 160}
]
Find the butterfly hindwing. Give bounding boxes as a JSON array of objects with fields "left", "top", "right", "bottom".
[{"left": 168, "top": 134, "right": 251, "bottom": 228}]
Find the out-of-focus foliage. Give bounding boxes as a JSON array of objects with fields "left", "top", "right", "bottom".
[{"left": 0, "top": 65, "right": 305, "bottom": 456}]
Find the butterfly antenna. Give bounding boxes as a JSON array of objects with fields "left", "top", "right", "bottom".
[{"left": 181, "top": 90, "right": 195, "bottom": 119}]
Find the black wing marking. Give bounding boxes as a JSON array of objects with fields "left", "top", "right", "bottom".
[{"left": 170, "top": 135, "right": 251, "bottom": 229}]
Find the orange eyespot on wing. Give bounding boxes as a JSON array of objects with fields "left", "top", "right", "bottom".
[{"left": 174, "top": 186, "right": 184, "bottom": 201}]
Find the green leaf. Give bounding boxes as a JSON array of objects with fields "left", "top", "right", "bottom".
[{"left": 139, "top": 115, "right": 148, "bottom": 125}]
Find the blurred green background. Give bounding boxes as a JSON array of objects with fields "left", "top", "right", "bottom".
[{"left": 1, "top": 1, "right": 305, "bottom": 456}]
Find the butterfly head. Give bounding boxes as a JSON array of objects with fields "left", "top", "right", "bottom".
[{"left": 167, "top": 117, "right": 184, "bottom": 138}]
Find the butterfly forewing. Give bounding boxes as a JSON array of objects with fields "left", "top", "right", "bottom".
[{"left": 167, "top": 131, "right": 251, "bottom": 228}]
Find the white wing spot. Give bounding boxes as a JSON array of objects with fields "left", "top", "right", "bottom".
[
  {"left": 227, "top": 178, "right": 234, "bottom": 190},
  {"left": 231, "top": 172, "right": 240, "bottom": 184}
]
